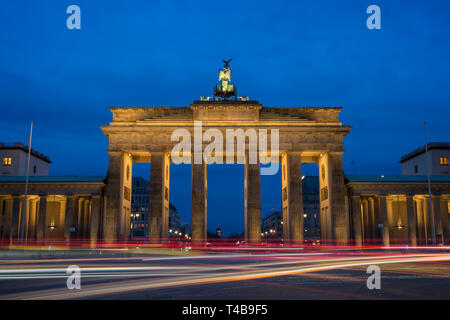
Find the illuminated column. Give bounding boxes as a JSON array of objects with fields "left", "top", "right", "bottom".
[
  {"left": 191, "top": 159, "right": 207, "bottom": 242},
  {"left": 149, "top": 152, "right": 170, "bottom": 240},
  {"left": 0, "top": 198, "right": 4, "bottom": 239},
  {"left": 27, "top": 199, "right": 38, "bottom": 239},
  {"left": 369, "top": 197, "right": 376, "bottom": 241},
  {"left": 281, "top": 152, "right": 303, "bottom": 242},
  {"left": 441, "top": 197, "right": 449, "bottom": 244},
  {"left": 64, "top": 196, "right": 74, "bottom": 240},
  {"left": 90, "top": 196, "right": 102, "bottom": 246},
  {"left": 423, "top": 197, "right": 431, "bottom": 244},
  {"left": 83, "top": 199, "right": 90, "bottom": 238},
  {"left": 318, "top": 152, "right": 348, "bottom": 244},
  {"left": 432, "top": 196, "right": 444, "bottom": 244},
  {"left": 244, "top": 152, "right": 261, "bottom": 242},
  {"left": 416, "top": 198, "right": 425, "bottom": 245},
  {"left": 378, "top": 195, "right": 390, "bottom": 247},
  {"left": 36, "top": 195, "right": 47, "bottom": 240},
  {"left": 362, "top": 198, "right": 369, "bottom": 243},
  {"left": 406, "top": 195, "right": 417, "bottom": 246},
  {"left": 2, "top": 198, "right": 12, "bottom": 239},
  {"left": 104, "top": 151, "right": 133, "bottom": 240},
  {"left": 10, "top": 197, "right": 21, "bottom": 240},
  {"left": 77, "top": 197, "right": 85, "bottom": 238},
  {"left": 351, "top": 195, "right": 363, "bottom": 246}
]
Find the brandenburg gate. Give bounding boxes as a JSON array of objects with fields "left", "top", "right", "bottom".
[{"left": 101, "top": 61, "right": 351, "bottom": 243}]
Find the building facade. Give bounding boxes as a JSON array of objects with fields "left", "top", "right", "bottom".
[
  {"left": 346, "top": 175, "right": 450, "bottom": 246},
  {"left": 261, "top": 211, "right": 283, "bottom": 239},
  {"left": 0, "top": 142, "right": 50, "bottom": 176},
  {"left": 400, "top": 143, "right": 450, "bottom": 176},
  {"left": 0, "top": 176, "right": 105, "bottom": 243}
]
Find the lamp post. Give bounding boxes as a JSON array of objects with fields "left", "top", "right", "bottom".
[
  {"left": 20, "top": 120, "right": 33, "bottom": 240},
  {"left": 424, "top": 122, "right": 436, "bottom": 244}
]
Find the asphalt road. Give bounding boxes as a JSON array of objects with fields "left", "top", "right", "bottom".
[{"left": 0, "top": 246, "right": 449, "bottom": 300}]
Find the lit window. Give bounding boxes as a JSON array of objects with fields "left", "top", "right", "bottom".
[
  {"left": 3, "top": 157, "right": 11, "bottom": 166},
  {"left": 440, "top": 157, "right": 449, "bottom": 166}
]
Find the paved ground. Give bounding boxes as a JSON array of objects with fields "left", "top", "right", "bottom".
[{"left": 0, "top": 246, "right": 449, "bottom": 300}]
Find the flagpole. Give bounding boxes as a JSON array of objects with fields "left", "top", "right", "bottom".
[
  {"left": 20, "top": 120, "right": 33, "bottom": 240},
  {"left": 424, "top": 121, "right": 436, "bottom": 245}
]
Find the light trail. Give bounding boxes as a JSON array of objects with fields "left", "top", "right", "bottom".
[{"left": 0, "top": 253, "right": 447, "bottom": 300}]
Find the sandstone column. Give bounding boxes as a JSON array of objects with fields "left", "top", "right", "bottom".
[
  {"left": 441, "top": 197, "right": 449, "bottom": 244},
  {"left": 64, "top": 196, "right": 74, "bottom": 240},
  {"left": 2, "top": 198, "right": 12, "bottom": 239},
  {"left": 406, "top": 195, "right": 417, "bottom": 246},
  {"left": 361, "top": 198, "right": 369, "bottom": 243},
  {"left": 318, "top": 152, "right": 348, "bottom": 244},
  {"left": 369, "top": 197, "right": 376, "bottom": 242},
  {"left": 27, "top": 199, "right": 37, "bottom": 239},
  {"left": 90, "top": 196, "right": 102, "bottom": 247},
  {"left": 77, "top": 197, "right": 85, "bottom": 238},
  {"left": 10, "top": 196, "right": 21, "bottom": 240},
  {"left": 244, "top": 152, "right": 261, "bottom": 242},
  {"left": 83, "top": 199, "right": 90, "bottom": 238},
  {"left": 432, "top": 196, "right": 444, "bottom": 244},
  {"left": 191, "top": 159, "right": 207, "bottom": 242},
  {"left": 351, "top": 195, "right": 363, "bottom": 246},
  {"left": 423, "top": 197, "right": 431, "bottom": 244},
  {"left": 104, "top": 151, "right": 133, "bottom": 241},
  {"left": 281, "top": 152, "right": 303, "bottom": 242},
  {"left": 149, "top": 152, "right": 170, "bottom": 240},
  {"left": 416, "top": 198, "right": 425, "bottom": 245},
  {"left": 378, "top": 195, "right": 390, "bottom": 247},
  {"left": 36, "top": 195, "right": 47, "bottom": 240}
]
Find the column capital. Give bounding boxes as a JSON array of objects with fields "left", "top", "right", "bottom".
[
  {"left": 107, "top": 150, "right": 125, "bottom": 156},
  {"left": 327, "top": 151, "right": 345, "bottom": 156}
]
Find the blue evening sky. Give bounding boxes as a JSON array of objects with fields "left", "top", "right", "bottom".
[{"left": 1, "top": 1, "right": 449, "bottom": 235}]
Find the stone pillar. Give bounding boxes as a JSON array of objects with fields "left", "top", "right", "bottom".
[
  {"left": 378, "top": 196, "right": 390, "bottom": 247},
  {"left": 362, "top": 198, "right": 369, "bottom": 243},
  {"left": 1, "top": 198, "right": 12, "bottom": 239},
  {"left": 27, "top": 199, "right": 37, "bottom": 239},
  {"left": 104, "top": 151, "right": 133, "bottom": 240},
  {"left": 36, "top": 195, "right": 47, "bottom": 240},
  {"left": 77, "top": 197, "right": 84, "bottom": 238},
  {"left": 416, "top": 198, "right": 425, "bottom": 245},
  {"left": 351, "top": 195, "right": 363, "bottom": 246},
  {"left": 318, "top": 152, "right": 348, "bottom": 244},
  {"left": 281, "top": 152, "right": 303, "bottom": 242},
  {"left": 64, "top": 196, "right": 74, "bottom": 240},
  {"left": 149, "top": 152, "right": 170, "bottom": 240},
  {"left": 0, "top": 198, "right": 4, "bottom": 239},
  {"left": 432, "top": 196, "right": 444, "bottom": 244},
  {"left": 191, "top": 160, "right": 207, "bottom": 242},
  {"left": 244, "top": 152, "right": 261, "bottom": 242},
  {"left": 10, "top": 197, "right": 21, "bottom": 240},
  {"left": 83, "top": 199, "right": 90, "bottom": 238},
  {"left": 423, "top": 197, "right": 431, "bottom": 244},
  {"left": 406, "top": 195, "right": 417, "bottom": 246},
  {"left": 90, "top": 196, "right": 102, "bottom": 246},
  {"left": 441, "top": 197, "right": 449, "bottom": 244},
  {"left": 369, "top": 197, "right": 376, "bottom": 242}
]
